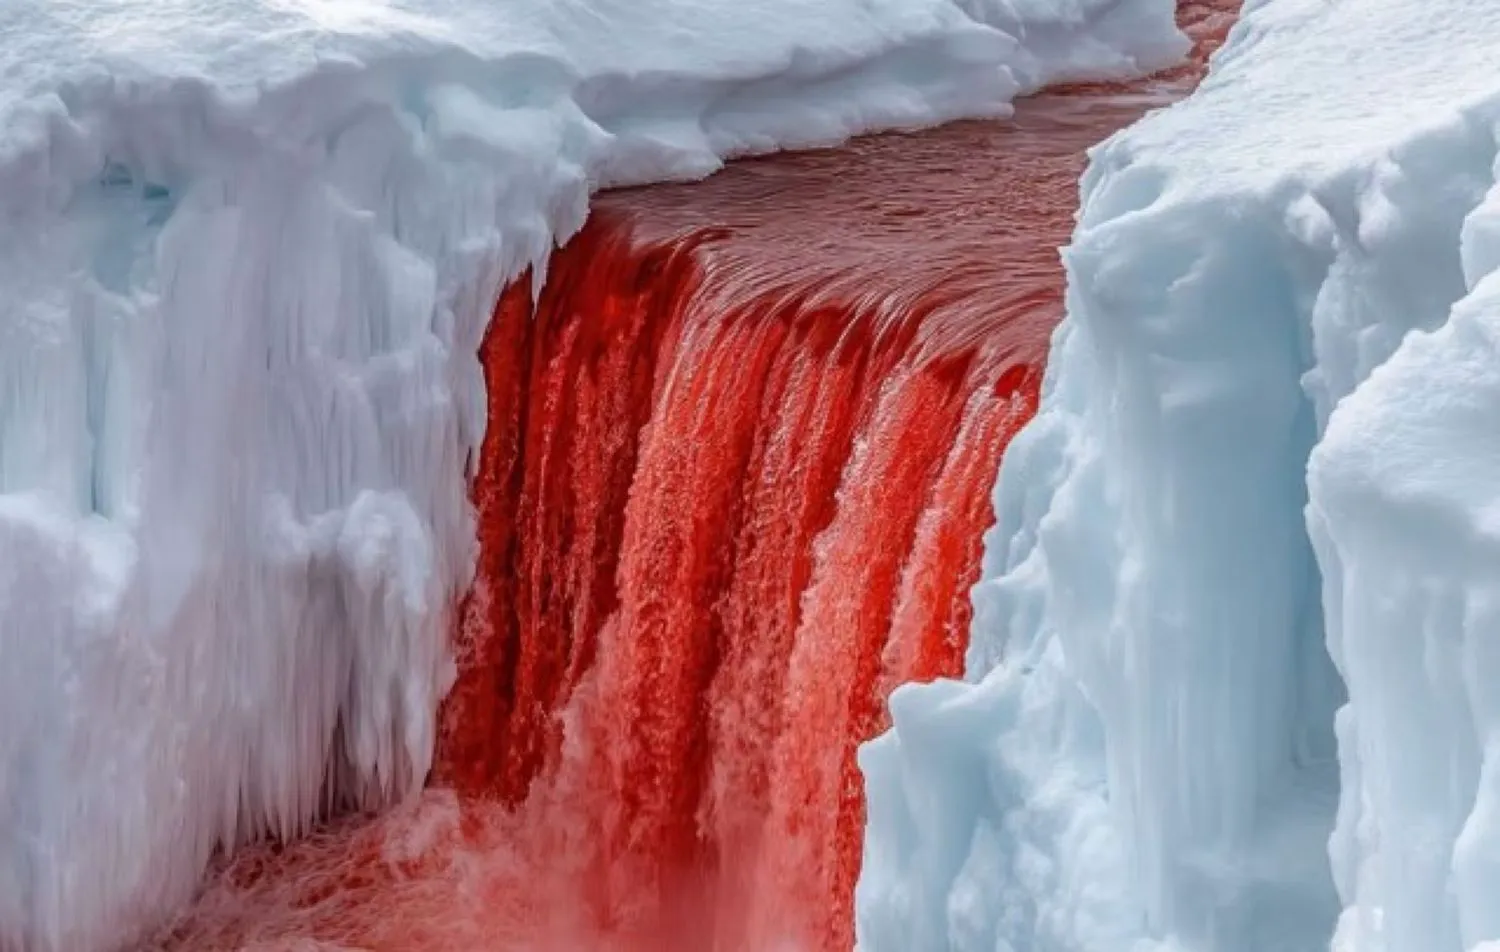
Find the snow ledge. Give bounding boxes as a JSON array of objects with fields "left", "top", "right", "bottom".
[{"left": 859, "top": 1, "right": 1500, "bottom": 950}]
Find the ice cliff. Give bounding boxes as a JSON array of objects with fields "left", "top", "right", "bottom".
[
  {"left": 858, "top": 1, "right": 1500, "bottom": 951},
  {"left": 0, "top": 0, "right": 1185, "bottom": 949}
]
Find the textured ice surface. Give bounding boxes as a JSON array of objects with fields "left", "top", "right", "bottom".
[
  {"left": 0, "top": 1, "right": 1184, "bottom": 949},
  {"left": 858, "top": 1, "right": 1500, "bottom": 951}
]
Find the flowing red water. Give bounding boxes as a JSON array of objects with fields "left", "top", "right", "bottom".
[{"left": 145, "top": 5, "right": 1232, "bottom": 950}]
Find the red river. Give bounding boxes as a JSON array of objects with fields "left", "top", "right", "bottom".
[{"left": 146, "top": 4, "right": 1231, "bottom": 950}]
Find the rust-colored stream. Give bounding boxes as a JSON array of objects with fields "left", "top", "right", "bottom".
[{"left": 147, "top": 5, "right": 1232, "bottom": 950}]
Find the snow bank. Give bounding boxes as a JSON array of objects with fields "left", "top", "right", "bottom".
[
  {"left": 0, "top": 0, "right": 1183, "bottom": 949},
  {"left": 858, "top": 1, "right": 1500, "bottom": 951}
]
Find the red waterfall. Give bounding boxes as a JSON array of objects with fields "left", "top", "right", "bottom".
[{"left": 148, "top": 5, "right": 1232, "bottom": 950}]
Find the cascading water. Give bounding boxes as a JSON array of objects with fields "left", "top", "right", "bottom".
[{"left": 143, "top": 5, "right": 1232, "bottom": 949}]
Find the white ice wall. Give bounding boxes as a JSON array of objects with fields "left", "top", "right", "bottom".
[
  {"left": 0, "top": 1, "right": 1183, "bottom": 949},
  {"left": 859, "top": 2, "right": 1500, "bottom": 951},
  {"left": 1311, "top": 124, "right": 1500, "bottom": 952}
]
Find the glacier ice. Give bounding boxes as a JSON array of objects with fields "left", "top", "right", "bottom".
[
  {"left": 857, "top": 1, "right": 1500, "bottom": 951},
  {"left": 0, "top": 0, "right": 1185, "bottom": 949}
]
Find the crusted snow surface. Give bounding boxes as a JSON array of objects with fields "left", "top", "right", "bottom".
[
  {"left": 0, "top": 1, "right": 1185, "bottom": 950},
  {"left": 858, "top": 1, "right": 1500, "bottom": 951}
]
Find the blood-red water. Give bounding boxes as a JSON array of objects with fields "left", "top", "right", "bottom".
[{"left": 146, "top": 6, "right": 1232, "bottom": 950}]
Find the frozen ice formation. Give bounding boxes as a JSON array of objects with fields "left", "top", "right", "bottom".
[
  {"left": 0, "top": 0, "right": 1184, "bottom": 949},
  {"left": 857, "top": 1, "right": 1500, "bottom": 951}
]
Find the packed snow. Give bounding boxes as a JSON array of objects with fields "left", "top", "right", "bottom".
[
  {"left": 0, "top": 0, "right": 1186, "bottom": 949},
  {"left": 858, "top": 1, "right": 1500, "bottom": 951}
]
